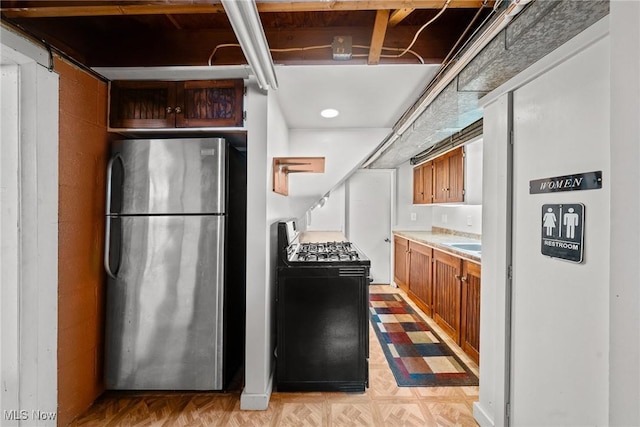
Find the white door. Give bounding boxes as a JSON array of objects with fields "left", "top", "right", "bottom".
[{"left": 347, "top": 169, "right": 393, "bottom": 284}]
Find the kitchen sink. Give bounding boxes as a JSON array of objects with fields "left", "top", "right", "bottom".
[{"left": 444, "top": 243, "right": 482, "bottom": 254}]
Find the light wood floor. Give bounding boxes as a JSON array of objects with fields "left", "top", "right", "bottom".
[{"left": 69, "top": 285, "right": 479, "bottom": 427}]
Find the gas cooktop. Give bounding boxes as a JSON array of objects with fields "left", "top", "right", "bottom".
[
  {"left": 293, "top": 241, "right": 363, "bottom": 263},
  {"left": 277, "top": 220, "right": 370, "bottom": 267}
]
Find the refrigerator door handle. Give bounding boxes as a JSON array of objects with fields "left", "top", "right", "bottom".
[{"left": 105, "top": 154, "right": 121, "bottom": 279}]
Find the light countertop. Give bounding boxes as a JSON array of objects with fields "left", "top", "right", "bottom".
[
  {"left": 299, "top": 231, "right": 347, "bottom": 243},
  {"left": 394, "top": 227, "right": 481, "bottom": 263}
]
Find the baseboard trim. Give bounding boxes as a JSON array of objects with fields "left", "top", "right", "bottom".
[
  {"left": 240, "top": 369, "right": 274, "bottom": 410},
  {"left": 473, "top": 402, "right": 495, "bottom": 427}
]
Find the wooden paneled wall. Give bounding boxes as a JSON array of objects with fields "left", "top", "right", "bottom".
[{"left": 55, "top": 56, "right": 110, "bottom": 427}]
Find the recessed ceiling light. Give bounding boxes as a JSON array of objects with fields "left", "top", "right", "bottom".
[{"left": 320, "top": 108, "right": 339, "bottom": 118}]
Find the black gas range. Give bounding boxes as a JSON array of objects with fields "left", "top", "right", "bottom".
[
  {"left": 278, "top": 221, "right": 369, "bottom": 267},
  {"left": 275, "top": 220, "right": 370, "bottom": 392}
]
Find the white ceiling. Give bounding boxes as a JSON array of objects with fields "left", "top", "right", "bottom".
[{"left": 273, "top": 64, "right": 440, "bottom": 129}]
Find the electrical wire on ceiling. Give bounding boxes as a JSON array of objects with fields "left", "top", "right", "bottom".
[
  {"left": 438, "top": 0, "right": 489, "bottom": 71},
  {"left": 347, "top": 45, "right": 425, "bottom": 64},
  {"left": 207, "top": 0, "right": 452, "bottom": 66},
  {"left": 209, "top": 43, "right": 425, "bottom": 65},
  {"left": 386, "top": 0, "right": 451, "bottom": 59},
  {"left": 393, "top": 0, "right": 498, "bottom": 127}
]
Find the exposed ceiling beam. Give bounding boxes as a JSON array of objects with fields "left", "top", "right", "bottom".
[
  {"left": 256, "top": 1, "right": 489, "bottom": 12},
  {"left": 388, "top": 8, "right": 416, "bottom": 27},
  {"left": 165, "top": 14, "right": 183, "bottom": 30},
  {"left": 368, "top": 9, "right": 390, "bottom": 65},
  {"left": 1, "top": 1, "right": 493, "bottom": 18},
  {"left": 0, "top": 4, "right": 227, "bottom": 18}
]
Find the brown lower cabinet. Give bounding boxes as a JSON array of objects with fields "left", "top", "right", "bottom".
[
  {"left": 408, "top": 241, "right": 434, "bottom": 317},
  {"left": 433, "top": 250, "right": 463, "bottom": 344},
  {"left": 393, "top": 237, "right": 480, "bottom": 363},
  {"left": 393, "top": 236, "right": 409, "bottom": 292},
  {"left": 460, "top": 261, "right": 481, "bottom": 363}
]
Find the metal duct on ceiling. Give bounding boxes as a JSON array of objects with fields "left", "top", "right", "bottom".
[
  {"left": 411, "top": 118, "right": 483, "bottom": 166},
  {"left": 366, "top": 0, "right": 609, "bottom": 169}
]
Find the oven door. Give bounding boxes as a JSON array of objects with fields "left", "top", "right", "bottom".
[{"left": 276, "top": 266, "right": 369, "bottom": 392}]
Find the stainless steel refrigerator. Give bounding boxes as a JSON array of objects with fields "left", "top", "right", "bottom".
[{"left": 104, "top": 137, "right": 246, "bottom": 390}]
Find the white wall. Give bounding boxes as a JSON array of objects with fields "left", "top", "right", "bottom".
[
  {"left": 510, "top": 33, "right": 610, "bottom": 426},
  {"left": 287, "top": 128, "right": 389, "bottom": 218},
  {"left": 305, "top": 183, "right": 345, "bottom": 232},
  {"left": 609, "top": 2, "right": 640, "bottom": 425},
  {"left": 243, "top": 81, "right": 315, "bottom": 410},
  {"left": 465, "top": 139, "right": 483, "bottom": 205},
  {"left": 476, "top": 17, "right": 615, "bottom": 427},
  {"left": 241, "top": 82, "right": 281, "bottom": 410},
  {"left": 431, "top": 205, "right": 482, "bottom": 236},
  {"left": 1, "top": 38, "right": 59, "bottom": 426}
]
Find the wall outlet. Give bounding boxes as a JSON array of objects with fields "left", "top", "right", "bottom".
[
  {"left": 467, "top": 215, "right": 473, "bottom": 226},
  {"left": 410, "top": 212, "right": 417, "bottom": 221},
  {"left": 441, "top": 214, "right": 448, "bottom": 224}
]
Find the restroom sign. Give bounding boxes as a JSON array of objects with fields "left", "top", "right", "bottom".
[{"left": 541, "top": 203, "right": 585, "bottom": 263}]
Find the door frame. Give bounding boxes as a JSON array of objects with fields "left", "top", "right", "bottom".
[{"left": 1, "top": 31, "right": 59, "bottom": 424}]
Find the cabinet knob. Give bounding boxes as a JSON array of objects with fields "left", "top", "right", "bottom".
[
  {"left": 166, "top": 106, "right": 173, "bottom": 114},
  {"left": 461, "top": 276, "right": 467, "bottom": 282},
  {"left": 174, "top": 106, "right": 182, "bottom": 114},
  {"left": 455, "top": 274, "right": 461, "bottom": 280}
]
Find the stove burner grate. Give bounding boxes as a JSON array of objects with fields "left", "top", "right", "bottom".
[{"left": 292, "top": 241, "right": 362, "bottom": 263}]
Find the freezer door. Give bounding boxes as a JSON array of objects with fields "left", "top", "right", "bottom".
[
  {"left": 104, "top": 215, "right": 225, "bottom": 390},
  {"left": 108, "top": 138, "right": 226, "bottom": 215}
]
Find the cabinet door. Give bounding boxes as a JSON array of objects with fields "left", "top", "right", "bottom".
[
  {"left": 447, "top": 147, "right": 464, "bottom": 202},
  {"left": 176, "top": 79, "right": 244, "bottom": 128},
  {"left": 460, "top": 261, "right": 481, "bottom": 364},
  {"left": 422, "top": 161, "right": 433, "bottom": 203},
  {"left": 109, "top": 81, "right": 177, "bottom": 128},
  {"left": 433, "top": 155, "right": 449, "bottom": 204},
  {"left": 433, "top": 250, "right": 462, "bottom": 343},
  {"left": 432, "top": 148, "right": 465, "bottom": 203},
  {"left": 393, "top": 236, "right": 409, "bottom": 291},
  {"left": 408, "top": 241, "right": 433, "bottom": 316},
  {"left": 413, "top": 166, "right": 424, "bottom": 204}
]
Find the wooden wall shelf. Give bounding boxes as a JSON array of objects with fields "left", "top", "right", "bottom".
[{"left": 273, "top": 157, "right": 325, "bottom": 196}]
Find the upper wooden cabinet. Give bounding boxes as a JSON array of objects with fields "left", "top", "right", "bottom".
[
  {"left": 414, "top": 146, "right": 464, "bottom": 204},
  {"left": 109, "top": 79, "right": 244, "bottom": 129},
  {"left": 412, "top": 161, "right": 433, "bottom": 204},
  {"left": 433, "top": 146, "right": 464, "bottom": 203}
]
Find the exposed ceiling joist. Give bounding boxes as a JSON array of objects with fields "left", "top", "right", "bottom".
[
  {"left": 165, "top": 14, "right": 183, "bottom": 30},
  {"left": 256, "top": 1, "right": 489, "bottom": 12},
  {"left": 367, "top": 9, "right": 390, "bottom": 65},
  {"left": 1, "top": 1, "right": 493, "bottom": 18},
  {"left": 388, "top": 8, "right": 416, "bottom": 27}
]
